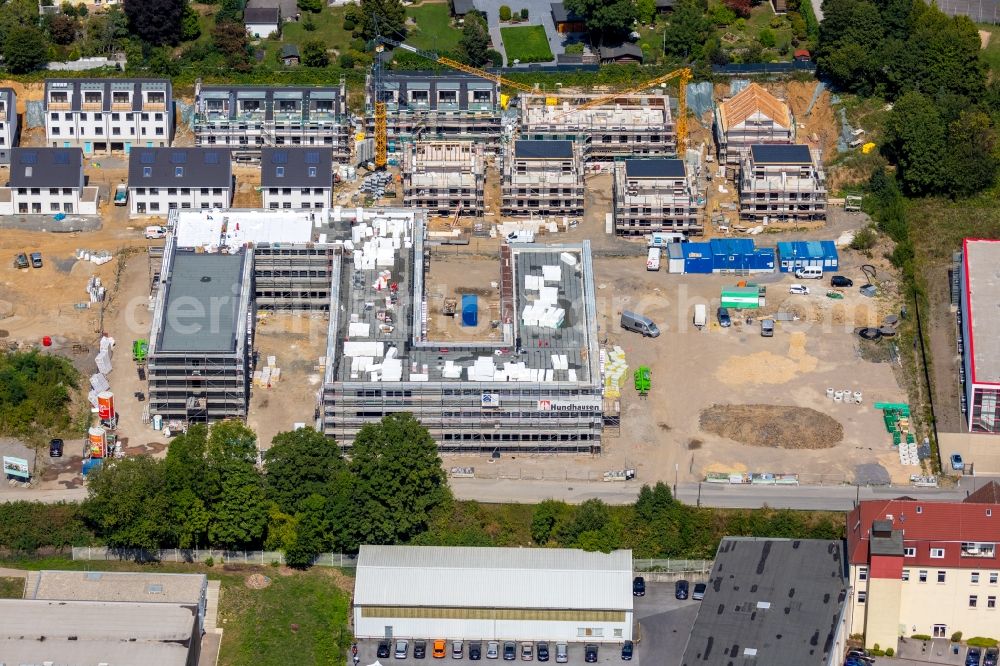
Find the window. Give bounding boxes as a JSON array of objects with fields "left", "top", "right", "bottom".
[
  {"left": 961, "top": 542, "right": 996, "bottom": 558},
  {"left": 308, "top": 166, "right": 317, "bottom": 177},
  {"left": 902, "top": 569, "right": 910, "bottom": 581},
  {"left": 857, "top": 591, "right": 867, "bottom": 604},
  {"left": 970, "top": 595, "right": 978, "bottom": 608},
  {"left": 938, "top": 571, "right": 947, "bottom": 583},
  {"left": 276, "top": 166, "right": 285, "bottom": 177},
  {"left": 859, "top": 567, "right": 868, "bottom": 581},
  {"left": 931, "top": 548, "right": 945, "bottom": 559},
  {"left": 919, "top": 570, "right": 928, "bottom": 583},
  {"left": 992, "top": 573, "right": 999, "bottom": 584},
  {"left": 990, "top": 596, "right": 997, "bottom": 609},
  {"left": 917, "top": 506, "right": 922, "bottom": 514},
  {"left": 973, "top": 572, "right": 981, "bottom": 584},
  {"left": 174, "top": 167, "right": 183, "bottom": 177},
  {"left": 905, "top": 547, "right": 916, "bottom": 557},
  {"left": 143, "top": 166, "right": 151, "bottom": 177}
]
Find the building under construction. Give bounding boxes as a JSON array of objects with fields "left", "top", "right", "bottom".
[
  {"left": 192, "top": 82, "right": 351, "bottom": 163},
  {"left": 365, "top": 72, "right": 501, "bottom": 153},
  {"left": 739, "top": 144, "right": 827, "bottom": 223},
  {"left": 519, "top": 92, "right": 676, "bottom": 159},
  {"left": 715, "top": 83, "right": 794, "bottom": 167},
  {"left": 501, "top": 140, "right": 585, "bottom": 217},
  {"left": 402, "top": 141, "right": 485, "bottom": 217},
  {"left": 613, "top": 158, "right": 702, "bottom": 236}
]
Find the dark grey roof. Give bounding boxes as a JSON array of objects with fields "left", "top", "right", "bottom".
[
  {"left": 452, "top": 0, "right": 476, "bottom": 14},
  {"left": 244, "top": 7, "right": 279, "bottom": 23},
  {"left": 750, "top": 143, "right": 812, "bottom": 165},
  {"left": 870, "top": 530, "right": 904, "bottom": 556},
  {"left": 281, "top": 44, "right": 300, "bottom": 58},
  {"left": 196, "top": 85, "right": 346, "bottom": 121},
  {"left": 681, "top": 538, "right": 848, "bottom": 666},
  {"left": 655, "top": 0, "right": 676, "bottom": 8},
  {"left": 8, "top": 148, "right": 82, "bottom": 188},
  {"left": 128, "top": 148, "right": 232, "bottom": 188},
  {"left": 0, "top": 88, "right": 14, "bottom": 123},
  {"left": 159, "top": 251, "right": 248, "bottom": 353},
  {"left": 44, "top": 79, "right": 172, "bottom": 113},
  {"left": 246, "top": 0, "right": 297, "bottom": 19},
  {"left": 260, "top": 147, "right": 332, "bottom": 187},
  {"left": 514, "top": 140, "right": 574, "bottom": 160},
  {"left": 379, "top": 71, "right": 498, "bottom": 111},
  {"left": 624, "top": 159, "right": 685, "bottom": 179},
  {"left": 599, "top": 43, "right": 644, "bottom": 61},
  {"left": 550, "top": 2, "right": 583, "bottom": 22}
]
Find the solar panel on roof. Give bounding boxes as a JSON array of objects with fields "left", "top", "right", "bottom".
[
  {"left": 53, "top": 151, "right": 69, "bottom": 165},
  {"left": 19, "top": 152, "right": 37, "bottom": 165},
  {"left": 170, "top": 151, "right": 188, "bottom": 164},
  {"left": 204, "top": 151, "right": 219, "bottom": 164},
  {"left": 140, "top": 152, "right": 156, "bottom": 164},
  {"left": 271, "top": 151, "right": 288, "bottom": 164},
  {"left": 305, "top": 151, "right": 320, "bottom": 164}
]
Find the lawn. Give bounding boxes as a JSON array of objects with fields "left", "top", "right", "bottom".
[
  {"left": 260, "top": 6, "right": 355, "bottom": 68},
  {"left": 406, "top": 3, "right": 464, "bottom": 54},
  {"left": 0, "top": 577, "right": 23, "bottom": 599},
  {"left": 978, "top": 24, "right": 1000, "bottom": 73},
  {"left": 501, "top": 25, "right": 554, "bottom": 63},
  {"left": 712, "top": 2, "right": 796, "bottom": 60}
]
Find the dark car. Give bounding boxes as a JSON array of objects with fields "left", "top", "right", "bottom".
[
  {"left": 968, "top": 647, "right": 983, "bottom": 666},
  {"left": 984, "top": 647, "right": 999, "bottom": 666},
  {"left": 621, "top": 641, "right": 633, "bottom": 661},
  {"left": 693, "top": 582, "right": 707, "bottom": 601},
  {"left": 14, "top": 253, "right": 28, "bottom": 269},
  {"left": 414, "top": 641, "right": 427, "bottom": 659},
  {"left": 536, "top": 643, "right": 549, "bottom": 662},
  {"left": 717, "top": 307, "right": 732, "bottom": 328},
  {"left": 633, "top": 576, "right": 645, "bottom": 597},
  {"left": 378, "top": 641, "right": 392, "bottom": 659},
  {"left": 584, "top": 645, "right": 598, "bottom": 663},
  {"left": 470, "top": 643, "right": 482, "bottom": 661},
  {"left": 831, "top": 275, "right": 853, "bottom": 287},
  {"left": 49, "top": 438, "right": 64, "bottom": 458},
  {"left": 675, "top": 579, "right": 689, "bottom": 600},
  {"left": 30, "top": 252, "right": 42, "bottom": 269},
  {"left": 504, "top": 642, "right": 516, "bottom": 661}
]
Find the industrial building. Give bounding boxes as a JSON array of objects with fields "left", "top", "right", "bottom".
[
  {"left": 260, "top": 146, "right": 333, "bottom": 210},
  {"left": 0, "top": 599, "right": 201, "bottom": 666},
  {"left": 193, "top": 82, "right": 351, "bottom": 163},
  {"left": 776, "top": 240, "right": 839, "bottom": 273},
  {"left": 612, "top": 158, "right": 701, "bottom": 236},
  {"left": 353, "top": 545, "right": 634, "bottom": 642},
  {"left": 502, "top": 140, "right": 585, "bottom": 217},
  {"left": 714, "top": 82, "right": 794, "bottom": 166},
  {"left": 402, "top": 141, "right": 485, "bottom": 217},
  {"left": 681, "top": 538, "right": 850, "bottom": 666},
  {"left": 739, "top": 144, "right": 827, "bottom": 223},
  {"left": 128, "top": 147, "right": 233, "bottom": 216},
  {"left": 0, "top": 87, "right": 18, "bottom": 164},
  {"left": 959, "top": 238, "right": 1000, "bottom": 433},
  {"left": 366, "top": 71, "right": 501, "bottom": 151},
  {"left": 0, "top": 147, "right": 99, "bottom": 215},
  {"left": 666, "top": 238, "right": 775, "bottom": 274},
  {"left": 44, "top": 78, "right": 173, "bottom": 154},
  {"left": 846, "top": 489, "right": 1000, "bottom": 649},
  {"left": 519, "top": 92, "right": 676, "bottom": 159}
]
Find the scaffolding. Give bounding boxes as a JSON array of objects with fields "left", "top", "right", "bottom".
[
  {"left": 738, "top": 147, "right": 827, "bottom": 223},
  {"left": 501, "top": 141, "right": 585, "bottom": 217},
  {"left": 402, "top": 142, "right": 486, "bottom": 217},
  {"left": 613, "top": 160, "right": 703, "bottom": 236}
]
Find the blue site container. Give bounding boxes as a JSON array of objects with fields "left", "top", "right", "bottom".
[
  {"left": 682, "top": 242, "right": 714, "bottom": 274},
  {"left": 776, "top": 240, "right": 839, "bottom": 272},
  {"left": 461, "top": 294, "right": 478, "bottom": 327}
]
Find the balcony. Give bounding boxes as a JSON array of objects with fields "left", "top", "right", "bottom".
[
  {"left": 111, "top": 100, "right": 132, "bottom": 111},
  {"left": 48, "top": 100, "right": 71, "bottom": 110},
  {"left": 82, "top": 100, "right": 103, "bottom": 111},
  {"left": 961, "top": 542, "right": 996, "bottom": 558}
]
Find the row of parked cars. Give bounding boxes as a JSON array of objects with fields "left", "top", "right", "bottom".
[
  {"left": 377, "top": 640, "right": 628, "bottom": 663},
  {"left": 632, "top": 576, "right": 705, "bottom": 601},
  {"left": 966, "top": 646, "right": 1000, "bottom": 666}
]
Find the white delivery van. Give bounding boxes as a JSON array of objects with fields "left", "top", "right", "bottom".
[
  {"left": 646, "top": 247, "right": 661, "bottom": 271},
  {"left": 794, "top": 266, "right": 823, "bottom": 279},
  {"left": 693, "top": 304, "right": 707, "bottom": 329},
  {"left": 144, "top": 226, "right": 167, "bottom": 239}
]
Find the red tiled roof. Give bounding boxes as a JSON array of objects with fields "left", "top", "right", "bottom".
[
  {"left": 847, "top": 497, "right": 1000, "bottom": 569},
  {"left": 966, "top": 481, "right": 1000, "bottom": 505}
]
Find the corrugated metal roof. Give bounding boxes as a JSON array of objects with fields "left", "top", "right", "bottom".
[{"left": 355, "top": 545, "right": 633, "bottom": 610}]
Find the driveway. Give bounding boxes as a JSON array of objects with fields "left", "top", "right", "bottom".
[
  {"left": 473, "top": 0, "right": 565, "bottom": 65},
  {"left": 635, "top": 581, "right": 703, "bottom": 666}
]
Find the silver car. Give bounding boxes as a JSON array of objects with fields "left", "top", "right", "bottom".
[
  {"left": 395, "top": 640, "right": 409, "bottom": 659},
  {"left": 487, "top": 642, "right": 500, "bottom": 660},
  {"left": 555, "top": 644, "right": 568, "bottom": 664}
]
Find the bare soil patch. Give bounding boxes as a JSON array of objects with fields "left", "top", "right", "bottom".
[
  {"left": 699, "top": 404, "right": 844, "bottom": 449},
  {"left": 245, "top": 573, "right": 272, "bottom": 589}
]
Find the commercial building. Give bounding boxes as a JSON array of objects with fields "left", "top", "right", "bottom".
[
  {"left": 0, "top": 599, "right": 201, "bottom": 666},
  {"left": 959, "top": 239, "right": 1000, "bottom": 433},
  {"left": 846, "top": 489, "right": 1000, "bottom": 649},
  {"left": 353, "top": 545, "right": 633, "bottom": 642},
  {"left": 128, "top": 147, "right": 233, "bottom": 217},
  {"left": 193, "top": 82, "right": 351, "bottom": 163},
  {"left": 776, "top": 240, "right": 839, "bottom": 273},
  {"left": 0, "top": 147, "right": 99, "bottom": 215},
  {"left": 261, "top": 146, "right": 333, "bottom": 210},
  {"left": 502, "top": 140, "right": 585, "bottom": 217},
  {"left": 402, "top": 141, "right": 485, "bottom": 217},
  {"left": 612, "top": 158, "right": 701, "bottom": 236},
  {"left": 0, "top": 87, "right": 18, "bottom": 164},
  {"left": 44, "top": 78, "right": 172, "bottom": 154},
  {"left": 367, "top": 71, "right": 501, "bottom": 151},
  {"left": 520, "top": 92, "right": 675, "bottom": 159},
  {"left": 670, "top": 238, "right": 775, "bottom": 274},
  {"left": 681, "top": 537, "right": 850, "bottom": 666},
  {"left": 739, "top": 144, "right": 827, "bottom": 223},
  {"left": 714, "top": 82, "right": 794, "bottom": 166}
]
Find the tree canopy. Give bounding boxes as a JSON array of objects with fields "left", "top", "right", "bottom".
[
  {"left": 459, "top": 11, "right": 492, "bottom": 67},
  {"left": 3, "top": 26, "right": 48, "bottom": 74},
  {"left": 123, "top": 0, "right": 185, "bottom": 46},
  {"left": 662, "top": 0, "right": 712, "bottom": 59},
  {"left": 564, "top": 0, "right": 636, "bottom": 45},
  {"left": 348, "top": 0, "right": 406, "bottom": 42}
]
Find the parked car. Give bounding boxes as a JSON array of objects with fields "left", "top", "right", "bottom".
[
  {"left": 49, "top": 438, "right": 64, "bottom": 458},
  {"left": 30, "top": 252, "right": 42, "bottom": 268},
  {"left": 378, "top": 641, "right": 391, "bottom": 659},
  {"left": 621, "top": 641, "right": 633, "bottom": 661},
  {"left": 433, "top": 640, "right": 447, "bottom": 659},
  {"left": 717, "top": 307, "right": 732, "bottom": 327},
  {"left": 414, "top": 641, "right": 427, "bottom": 659},
  {"left": 521, "top": 643, "right": 533, "bottom": 661},
  {"left": 760, "top": 318, "right": 775, "bottom": 337},
  {"left": 537, "top": 643, "right": 549, "bottom": 662},
  {"left": 633, "top": 576, "right": 646, "bottom": 597},
  {"left": 693, "top": 582, "right": 707, "bottom": 601},
  {"left": 396, "top": 640, "right": 409, "bottom": 659},
  {"left": 788, "top": 283, "right": 810, "bottom": 295},
  {"left": 951, "top": 453, "right": 965, "bottom": 471},
  {"left": 555, "top": 644, "right": 568, "bottom": 664},
  {"left": 967, "top": 647, "right": 983, "bottom": 666},
  {"left": 504, "top": 642, "right": 516, "bottom": 661},
  {"left": 144, "top": 225, "right": 167, "bottom": 239},
  {"left": 487, "top": 642, "right": 499, "bottom": 660},
  {"left": 675, "top": 579, "right": 689, "bottom": 599},
  {"left": 470, "top": 643, "right": 482, "bottom": 661},
  {"left": 983, "top": 647, "right": 998, "bottom": 666},
  {"left": 794, "top": 266, "right": 823, "bottom": 279},
  {"left": 114, "top": 183, "right": 128, "bottom": 206},
  {"left": 452, "top": 641, "right": 464, "bottom": 659},
  {"left": 845, "top": 650, "right": 872, "bottom": 664},
  {"left": 584, "top": 645, "right": 598, "bottom": 663},
  {"left": 831, "top": 275, "right": 853, "bottom": 287},
  {"left": 14, "top": 253, "right": 28, "bottom": 269}
]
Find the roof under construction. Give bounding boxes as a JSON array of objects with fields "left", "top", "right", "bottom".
[{"left": 717, "top": 82, "right": 791, "bottom": 133}]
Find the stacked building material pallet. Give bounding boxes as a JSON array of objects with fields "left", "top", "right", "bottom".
[{"left": 603, "top": 347, "right": 628, "bottom": 398}]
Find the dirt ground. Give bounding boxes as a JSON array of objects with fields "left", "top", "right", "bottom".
[
  {"left": 424, "top": 246, "right": 504, "bottom": 342},
  {"left": 699, "top": 404, "right": 844, "bottom": 449}
]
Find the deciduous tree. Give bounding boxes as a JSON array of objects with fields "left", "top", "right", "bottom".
[
  {"left": 301, "top": 39, "right": 329, "bottom": 67},
  {"left": 265, "top": 427, "right": 347, "bottom": 512},
  {"left": 2, "top": 27, "right": 48, "bottom": 74},
  {"left": 124, "top": 0, "right": 185, "bottom": 45},
  {"left": 662, "top": 0, "right": 711, "bottom": 58},
  {"left": 882, "top": 91, "right": 947, "bottom": 195},
  {"left": 84, "top": 456, "right": 170, "bottom": 551},
  {"left": 565, "top": 0, "right": 636, "bottom": 43},
  {"left": 348, "top": 0, "right": 406, "bottom": 41},
  {"left": 459, "top": 11, "right": 492, "bottom": 67}
]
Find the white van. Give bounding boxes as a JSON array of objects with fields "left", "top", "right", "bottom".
[
  {"left": 693, "top": 304, "right": 707, "bottom": 329},
  {"left": 646, "top": 247, "right": 661, "bottom": 271},
  {"left": 794, "top": 266, "right": 823, "bottom": 279},
  {"left": 144, "top": 225, "right": 167, "bottom": 239}
]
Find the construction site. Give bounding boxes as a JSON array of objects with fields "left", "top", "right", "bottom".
[{"left": 402, "top": 141, "right": 486, "bottom": 218}]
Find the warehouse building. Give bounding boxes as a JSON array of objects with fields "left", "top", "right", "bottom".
[
  {"left": 128, "top": 147, "right": 233, "bottom": 216},
  {"left": 403, "top": 141, "right": 485, "bottom": 217},
  {"left": 681, "top": 538, "right": 850, "bottom": 666},
  {"left": 353, "top": 545, "right": 634, "bottom": 642},
  {"left": 502, "top": 140, "right": 585, "bottom": 217},
  {"left": 612, "top": 158, "right": 701, "bottom": 236},
  {"left": 959, "top": 238, "right": 1000, "bottom": 432},
  {"left": 714, "top": 82, "right": 794, "bottom": 166},
  {"left": 520, "top": 92, "right": 676, "bottom": 159},
  {"left": 666, "top": 238, "right": 775, "bottom": 274},
  {"left": 739, "top": 144, "right": 827, "bottom": 223},
  {"left": 260, "top": 146, "right": 333, "bottom": 210},
  {"left": 776, "top": 240, "right": 839, "bottom": 273}
]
